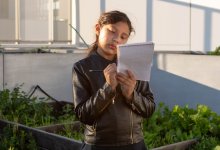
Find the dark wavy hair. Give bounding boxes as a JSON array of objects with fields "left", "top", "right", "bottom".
[{"left": 87, "top": 10, "right": 135, "bottom": 56}]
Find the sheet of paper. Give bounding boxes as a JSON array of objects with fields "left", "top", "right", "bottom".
[{"left": 117, "top": 42, "right": 154, "bottom": 81}]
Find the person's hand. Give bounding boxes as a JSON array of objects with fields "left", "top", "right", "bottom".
[
  {"left": 117, "top": 70, "right": 136, "bottom": 101},
  {"left": 104, "top": 63, "right": 118, "bottom": 91}
]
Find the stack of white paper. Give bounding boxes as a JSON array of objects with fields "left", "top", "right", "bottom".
[{"left": 117, "top": 42, "right": 154, "bottom": 81}]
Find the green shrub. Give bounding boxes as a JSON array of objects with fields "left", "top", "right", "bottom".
[
  {"left": 208, "top": 46, "right": 220, "bottom": 55},
  {"left": 0, "top": 85, "right": 76, "bottom": 149},
  {"left": 0, "top": 125, "right": 37, "bottom": 150},
  {"left": 0, "top": 85, "right": 54, "bottom": 126},
  {"left": 0, "top": 85, "right": 75, "bottom": 126},
  {"left": 144, "top": 103, "right": 220, "bottom": 149},
  {"left": 1, "top": 86, "right": 220, "bottom": 149}
]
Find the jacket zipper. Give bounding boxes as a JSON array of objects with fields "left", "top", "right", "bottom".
[
  {"left": 112, "top": 93, "right": 117, "bottom": 104},
  {"left": 130, "top": 109, "right": 134, "bottom": 144}
]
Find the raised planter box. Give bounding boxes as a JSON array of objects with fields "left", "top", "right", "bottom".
[
  {"left": 152, "top": 138, "right": 198, "bottom": 150},
  {"left": 0, "top": 119, "right": 199, "bottom": 150},
  {"left": 36, "top": 120, "right": 198, "bottom": 150},
  {"left": 0, "top": 119, "right": 82, "bottom": 150},
  {"left": 36, "top": 121, "right": 82, "bottom": 133}
]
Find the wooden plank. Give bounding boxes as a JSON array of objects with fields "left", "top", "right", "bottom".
[
  {"left": 152, "top": 138, "right": 198, "bottom": 150},
  {"left": 36, "top": 121, "right": 82, "bottom": 133},
  {"left": 0, "top": 119, "right": 82, "bottom": 150}
]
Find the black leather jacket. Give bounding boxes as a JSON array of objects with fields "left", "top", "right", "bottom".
[{"left": 72, "top": 51, "right": 155, "bottom": 146}]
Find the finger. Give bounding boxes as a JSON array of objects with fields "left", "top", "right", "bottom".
[
  {"left": 117, "top": 76, "right": 130, "bottom": 87},
  {"left": 117, "top": 73, "right": 132, "bottom": 84},
  {"left": 111, "top": 63, "right": 117, "bottom": 68},
  {"left": 104, "top": 65, "right": 110, "bottom": 72},
  {"left": 109, "top": 63, "right": 117, "bottom": 71},
  {"left": 104, "top": 64, "right": 116, "bottom": 73},
  {"left": 127, "top": 70, "right": 136, "bottom": 80},
  {"left": 117, "top": 73, "right": 136, "bottom": 88},
  {"left": 117, "top": 72, "right": 128, "bottom": 78},
  {"left": 116, "top": 73, "right": 126, "bottom": 81},
  {"left": 105, "top": 64, "right": 113, "bottom": 71}
]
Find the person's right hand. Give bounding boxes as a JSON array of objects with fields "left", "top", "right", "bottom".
[{"left": 104, "top": 63, "right": 118, "bottom": 91}]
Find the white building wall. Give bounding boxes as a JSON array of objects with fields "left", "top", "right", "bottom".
[
  {"left": 153, "top": 0, "right": 190, "bottom": 51},
  {"left": 151, "top": 53, "right": 220, "bottom": 114},
  {"left": 1, "top": 53, "right": 86, "bottom": 102},
  {"left": 73, "top": 0, "right": 220, "bottom": 52},
  {"left": 1, "top": 52, "right": 220, "bottom": 114},
  {"left": 191, "top": 0, "right": 220, "bottom": 52},
  {"left": 78, "top": 0, "right": 100, "bottom": 45}
]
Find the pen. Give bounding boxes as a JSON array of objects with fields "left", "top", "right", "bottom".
[{"left": 89, "top": 70, "right": 103, "bottom": 72}]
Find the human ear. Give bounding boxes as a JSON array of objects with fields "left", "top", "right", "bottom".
[{"left": 95, "top": 24, "right": 100, "bottom": 35}]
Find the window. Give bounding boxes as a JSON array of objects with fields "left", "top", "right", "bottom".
[
  {"left": 0, "top": 0, "right": 16, "bottom": 42},
  {"left": 53, "top": 0, "right": 71, "bottom": 42},
  {"left": 0, "top": 0, "right": 71, "bottom": 44}
]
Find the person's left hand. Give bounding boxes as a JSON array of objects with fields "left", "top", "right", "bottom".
[{"left": 116, "top": 70, "right": 136, "bottom": 102}]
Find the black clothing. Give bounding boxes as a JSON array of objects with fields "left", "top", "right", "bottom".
[{"left": 72, "top": 51, "right": 155, "bottom": 146}]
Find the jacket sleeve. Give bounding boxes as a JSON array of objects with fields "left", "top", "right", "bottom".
[
  {"left": 126, "top": 81, "right": 155, "bottom": 118},
  {"left": 72, "top": 63, "right": 116, "bottom": 125}
]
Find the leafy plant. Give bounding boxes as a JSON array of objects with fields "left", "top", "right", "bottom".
[
  {"left": 0, "top": 125, "right": 38, "bottom": 150},
  {"left": 191, "top": 136, "right": 219, "bottom": 150},
  {"left": 208, "top": 46, "right": 220, "bottom": 55},
  {"left": 0, "top": 85, "right": 55, "bottom": 126},
  {"left": 3, "top": 85, "right": 219, "bottom": 149},
  {"left": 57, "top": 103, "right": 76, "bottom": 123},
  {"left": 0, "top": 85, "right": 76, "bottom": 126},
  {"left": 57, "top": 123, "right": 84, "bottom": 140},
  {"left": 0, "top": 85, "right": 77, "bottom": 148},
  {"left": 143, "top": 103, "right": 220, "bottom": 149}
]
